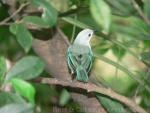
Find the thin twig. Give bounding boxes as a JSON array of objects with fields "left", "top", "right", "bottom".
[
  {"left": 0, "top": 2, "right": 29, "bottom": 26},
  {"left": 131, "top": 0, "right": 150, "bottom": 26},
  {"left": 0, "top": 22, "right": 13, "bottom": 26},
  {"left": 33, "top": 77, "right": 147, "bottom": 113},
  {"left": 58, "top": 6, "right": 88, "bottom": 17},
  {"left": 71, "top": 14, "right": 77, "bottom": 43},
  {"left": 134, "top": 69, "right": 150, "bottom": 99}
]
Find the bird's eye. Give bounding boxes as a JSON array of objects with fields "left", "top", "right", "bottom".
[{"left": 88, "top": 34, "right": 91, "bottom": 37}]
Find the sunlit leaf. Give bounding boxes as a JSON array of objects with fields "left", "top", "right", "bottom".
[
  {"left": 5, "top": 56, "right": 44, "bottom": 81},
  {"left": 11, "top": 78, "right": 35, "bottom": 104},
  {"left": 9, "top": 23, "right": 33, "bottom": 52},
  {"left": 9, "top": 23, "right": 17, "bottom": 34},
  {"left": 0, "top": 104, "right": 33, "bottom": 113},
  {"left": 30, "top": 0, "right": 58, "bottom": 27},
  {"left": 90, "top": 0, "right": 111, "bottom": 33},
  {"left": 0, "top": 56, "right": 6, "bottom": 84},
  {"left": 59, "top": 89, "right": 70, "bottom": 106},
  {"left": 49, "top": 0, "right": 69, "bottom": 12},
  {"left": 96, "top": 94, "right": 125, "bottom": 113}
]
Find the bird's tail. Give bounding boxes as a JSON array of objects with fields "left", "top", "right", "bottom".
[{"left": 76, "top": 65, "right": 88, "bottom": 82}]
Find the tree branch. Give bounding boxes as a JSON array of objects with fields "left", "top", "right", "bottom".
[
  {"left": 34, "top": 77, "right": 147, "bottom": 113},
  {"left": 131, "top": 0, "right": 150, "bottom": 26},
  {"left": 0, "top": 2, "right": 29, "bottom": 26},
  {"left": 58, "top": 6, "right": 88, "bottom": 17}
]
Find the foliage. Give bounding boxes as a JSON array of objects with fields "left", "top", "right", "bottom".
[
  {"left": 97, "top": 94, "right": 125, "bottom": 113},
  {"left": 5, "top": 56, "right": 44, "bottom": 81},
  {"left": 0, "top": 0, "right": 150, "bottom": 113}
]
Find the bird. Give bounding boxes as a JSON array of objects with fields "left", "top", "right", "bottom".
[
  {"left": 67, "top": 29, "right": 125, "bottom": 112},
  {"left": 67, "top": 29, "right": 94, "bottom": 82}
]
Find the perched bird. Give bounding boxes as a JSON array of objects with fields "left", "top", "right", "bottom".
[
  {"left": 67, "top": 29, "right": 125, "bottom": 113},
  {"left": 67, "top": 29, "right": 94, "bottom": 82}
]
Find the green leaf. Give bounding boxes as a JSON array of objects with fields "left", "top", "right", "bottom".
[
  {"left": 144, "top": 0, "right": 150, "bottom": 19},
  {"left": 0, "top": 104, "right": 33, "bottom": 113},
  {"left": 112, "top": 45, "right": 126, "bottom": 60},
  {"left": 48, "top": 0, "right": 69, "bottom": 12},
  {"left": 90, "top": 0, "right": 111, "bottom": 33},
  {"left": 105, "top": 0, "right": 134, "bottom": 16},
  {"left": 140, "top": 52, "right": 150, "bottom": 63},
  {"left": 23, "top": 16, "right": 49, "bottom": 28},
  {"left": 96, "top": 94, "right": 125, "bottom": 113},
  {"left": 9, "top": 23, "right": 33, "bottom": 52},
  {"left": 59, "top": 89, "right": 70, "bottom": 106},
  {"left": 30, "top": 0, "right": 58, "bottom": 27},
  {"left": 9, "top": 23, "right": 17, "bottom": 34},
  {"left": 0, "top": 92, "right": 25, "bottom": 107},
  {"left": 144, "top": 40, "right": 150, "bottom": 47},
  {"left": 11, "top": 78, "right": 35, "bottom": 104},
  {"left": 5, "top": 56, "right": 44, "bottom": 81},
  {"left": 62, "top": 17, "right": 91, "bottom": 29},
  {"left": 0, "top": 56, "right": 6, "bottom": 84},
  {"left": 93, "top": 47, "right": 109, "bottom": 55},
  {"left": 111, "top": 17, "right": 150, "bottom": 40}
]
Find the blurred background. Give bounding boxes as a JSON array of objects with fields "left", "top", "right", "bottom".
[{"left": 0, "top": 0, "right": 150, "bottom": 113}]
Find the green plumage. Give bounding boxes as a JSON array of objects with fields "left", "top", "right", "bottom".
[{"left": 67, "top": 44, "right": 93, "bottom": 82}]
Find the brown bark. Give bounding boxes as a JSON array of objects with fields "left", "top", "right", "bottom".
[{"left": 34, "top": 77, "right": 146, "bottom": 113}]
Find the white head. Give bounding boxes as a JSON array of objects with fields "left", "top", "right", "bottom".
[{"left": 74, "top": 29, "right": 94, "bottom": 47}]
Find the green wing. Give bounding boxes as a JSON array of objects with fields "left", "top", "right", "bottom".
[
  {"left": 81, "top": 52, "right": 93, "bottom": 73},
  {"left": 67, "top": 50, "right": 77, "bottom": 74},
  {"left": 67, "top": 45, "right": 93, "bottom": 82}
]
